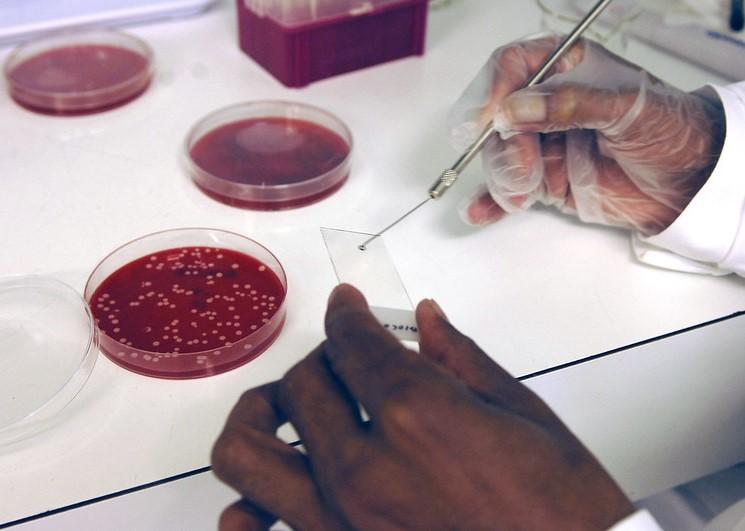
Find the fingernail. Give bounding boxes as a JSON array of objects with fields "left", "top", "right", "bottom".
[
  {"left": 492, "top": 108, "right": 518, "bottom": 139},
  {"left": 503, "top": 93, "right": 547, "bottom": 124},
  {"left": 458, "top": 197, "right": 491, "bottom": 226},
  {"left": 458, "top": 187, "right": 505, "bottom": 227},
  {"left": 491, "top": 108, "right": 510, "bottom": 134},
  {"left": 428, "top": 299, "right": 448, "bottom": 321}
]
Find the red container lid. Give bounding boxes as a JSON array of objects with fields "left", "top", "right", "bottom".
[{"left": 4, "top": 28, "right": 153, "bottom": 115}]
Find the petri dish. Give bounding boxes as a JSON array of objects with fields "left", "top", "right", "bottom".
[
  {"left": 4, "top": 28, "right": 153, "bottom": 115},
  {"left": 0, "top": 276, "right": 98, "bottom": 446},
  {"left": 84, "top": 228, "right": 288, "bottom": 379},
  {"left": 185, "top": 101, "right": 353, "bottom": 210}
]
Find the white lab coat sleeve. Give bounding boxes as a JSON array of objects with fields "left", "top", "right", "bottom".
[
  {"left": 607, "top": 509, "right": 663, "bottom": 531},
  {"left": 633, "top": 81, "right": 745, "bottom": 277}
]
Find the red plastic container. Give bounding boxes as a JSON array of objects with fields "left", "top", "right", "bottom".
[{"left": 236, "top": 0, "right": 428, "bottom": 87}]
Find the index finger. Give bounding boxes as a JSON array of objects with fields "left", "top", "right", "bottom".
[
  {"left": 219, "top": 499, "right": 276, "bottom": 531},
  {"left": 479, "top": 36, "right": 586, "bottom": 126},
  {"left": 323, "top": 284, "right": 446, "bottom": 418},
  {"left": 212, "top": 383, "right": 338, "bottom": 530}
]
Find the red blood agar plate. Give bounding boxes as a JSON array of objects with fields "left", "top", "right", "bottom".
[
  {"left": 185, "top": 101, "right": 353, "bottom": 210},
  {"left": 84, "top": 229, "right": 288, "bottom": 379},
  {"left": 0, "top": 276, "right": 98, "bottom": 445},
  {"left": 4, "top": 28, "right": 153, "bottom": 115}
]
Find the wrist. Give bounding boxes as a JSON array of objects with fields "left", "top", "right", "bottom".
[
  {"left": 646, "top": 88, "right": 726, "bottom": 236},
  {"left": 687, "top": 86, "right": 726, "bottom": 198}
]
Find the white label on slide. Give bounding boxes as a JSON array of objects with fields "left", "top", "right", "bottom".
[{"left": 369, "top": 306, "right": 419, "bottom": 342}]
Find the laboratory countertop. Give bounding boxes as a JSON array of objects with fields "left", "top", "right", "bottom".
[{"left": 1, "top": 0, "right": 745, "bottom": 526}]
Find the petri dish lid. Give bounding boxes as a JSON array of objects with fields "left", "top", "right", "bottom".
[
  {"left": 3, "top": 27, "right": 153, "bottom": 115},
  {"left": 0, "top": 276, "right": 98, "bottom": 445},
  {"left": 185, "top": 101, "right": 353, "bottom": 210}
]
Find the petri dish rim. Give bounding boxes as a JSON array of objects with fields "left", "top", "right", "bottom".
[
  {"left": 3, "top": 27, "right": 154, "bottom": 110},
  {"left": 184, "top": 100, "right": 354, "bottom": 204},
  {"left": 84, "top": 227, "right": 288, "bottom": 362},
  {"left": 0, "top": 275, "right": 99, "bottom": 443}
]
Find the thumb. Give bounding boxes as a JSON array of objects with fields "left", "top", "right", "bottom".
[{"left": 495, "top": 83, "right": 641, "bottom": 136}]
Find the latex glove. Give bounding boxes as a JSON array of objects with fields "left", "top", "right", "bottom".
[
  {"left": 212, "top": 284, "right": 634, "bottom": 530},
  {"left": 450, "top": 36, "right": 725, "bottom": 236}
]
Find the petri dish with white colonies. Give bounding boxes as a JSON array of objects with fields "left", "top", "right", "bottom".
[
  {"left": 0, "top": 276, "right": 98, "bottom": 446},
  {"left": 84, "top": 228, "right": 288, "bottom": 379},
  {"left": 4, "top": 28, "right": 153, "bottom": 115},
  {"left": 185, "top": 101, "right": 353, "bottom": 210}
]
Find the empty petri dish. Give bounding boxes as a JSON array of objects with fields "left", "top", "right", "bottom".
[
  {"left": 0, "top": 276, "right": 98, "bottom": 446},
  {"left": 185, "top": 101, "right": 353, "bottom": 210},
  {"left": 84, "top": 228, "right": 288, "bottom": 379},
  {"left": 4, "top": 28, "right": 153, "bottom": 115}
]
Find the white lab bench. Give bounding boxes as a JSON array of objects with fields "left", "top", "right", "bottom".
[{"left": 1, "top": 0, "right": 744, "bottom": 528}]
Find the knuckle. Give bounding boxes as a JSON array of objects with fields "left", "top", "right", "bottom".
[
  {"left": 378, "top": 380, "right": 426, "bottom": 432},
  {"left": 211, "top": 430, "right": 243, "bottom": 479},
  {"left": 277, "top": 352, "right": 319, "bottom": 407},
  {"left": 496, "top": 46, "right": 524, "bottom": 71},
  {"left": 374, "top": 342, "right": 411, "bottom": 367},
  {"left": 281, "top": 362, "right": 304, "bottom": 392},
  {"left": 211, "top": 427, "right": 261, "bottom": 481},
  {"left": 567, "top": 38, "right": 586, "bottom": 66},
  {"left": 328, "top": 442, "right": 371, "bottom": 485},
  {"left": 444, "top": 332, "right": 490, "bottom": 368},
  {"left": 326, "top": 308, "right": 380, "bottom": 346},
  {"left": 432, "top": 318, "right": 476, "bottom": 353},
  {"left": 551, "top": 85, "right": 589, "bottom": 125},
  {"left": 326, "top": 305, "right": 367, "bottom": 331},
  {"left": 505, "top": 161, "right": 535, "bottom": 184},
  {"left": 489, "top": 151, "right": 542, "bottom": 190},
  {"left": 235, "top": 388, "right": 264, "bottom": 414},
  {"left": 381, "top": 403, "right": 420, "bottom": 434},
  {"left": 230, "top": 386, "right": 281, "bottom": 429},
  {"left": 219, "top": 504, "right": 249, "bottom": 531},
  {"left": 326, "top": 311, "right": 370, "bottom": 347},
  {"left": 237, "top": 388, "right": 255, "bottom": 405},
  {"left": 452, "top": 332, "right": 481, "bottom": 355}
]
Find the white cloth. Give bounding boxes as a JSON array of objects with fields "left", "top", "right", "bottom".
[
  {"left": 634, "top": 81, "right": 745, "bottom": 277},
  {"left": 608, "top": 509, "right": 663, "bottom": 530}
]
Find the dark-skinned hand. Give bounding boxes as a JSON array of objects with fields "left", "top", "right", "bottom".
[{"left": 212, "top": 284, "right": 635, "bottom": 530}]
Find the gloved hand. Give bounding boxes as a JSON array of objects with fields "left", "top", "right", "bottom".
[{"left": 449, "top": 36, "right": 726, "bottom": 236}]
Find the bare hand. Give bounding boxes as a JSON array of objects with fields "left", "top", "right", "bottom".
[{"left": 212, "top": 284, "right": 634, "bottom": 530}]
